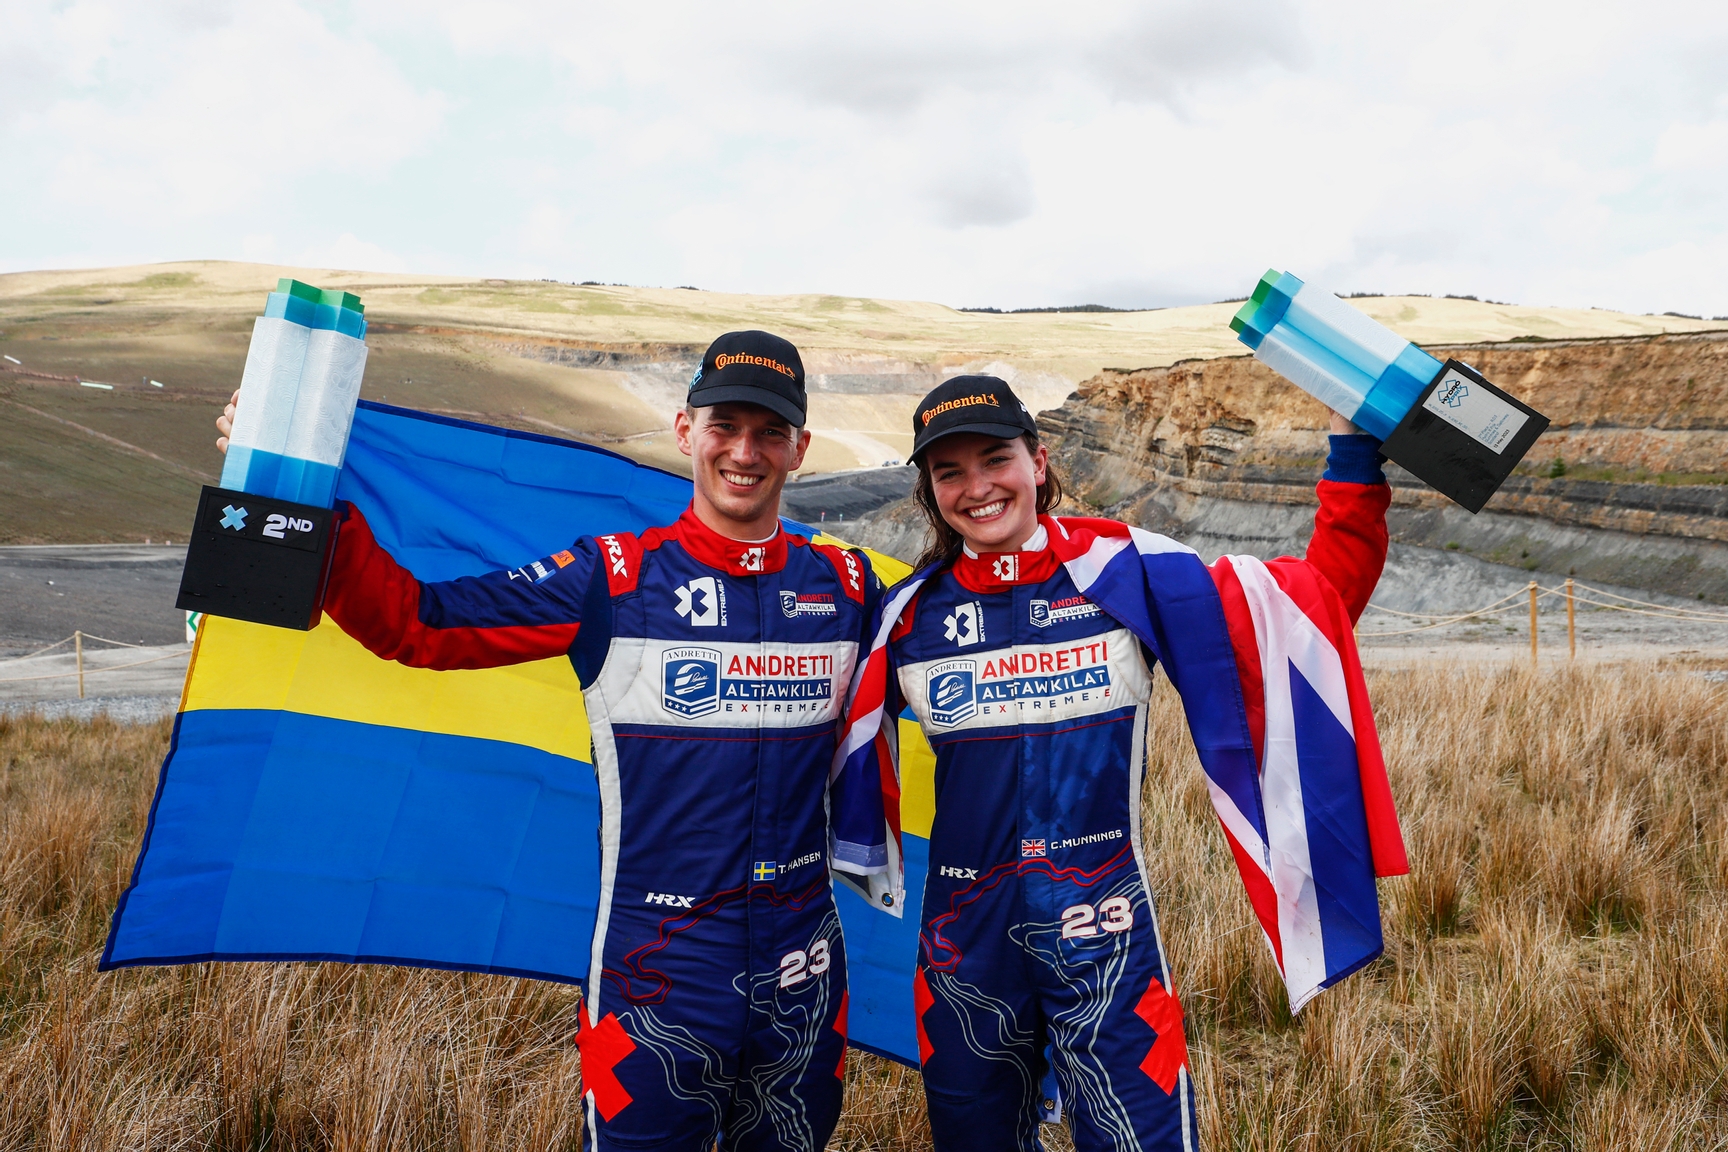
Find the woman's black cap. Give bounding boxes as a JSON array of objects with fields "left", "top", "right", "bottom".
[
  {"left": 910, "top": 374, "right": 1038, "bottom": 461},
  {"left": 688, "top": 330, "right": 807, "bottom": 426}
]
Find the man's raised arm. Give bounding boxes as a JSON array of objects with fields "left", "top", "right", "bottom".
[
  {"left": 218, "top": 385, "right": 600, "bottom": 672},
  {"left": 320, "top": 504, "right": 601, "bottom": 671}
]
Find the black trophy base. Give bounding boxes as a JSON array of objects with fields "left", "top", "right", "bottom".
[
  {"left": 1378, "top": 359, "right": 1550, "bottom": 514},
  {"left": 176, "top": 486, "right": 338, "bottom": 631}
]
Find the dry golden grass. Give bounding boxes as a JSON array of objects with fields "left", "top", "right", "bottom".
[{"left": 2, "top": 663, "right": 1726, "bottom": 1149}]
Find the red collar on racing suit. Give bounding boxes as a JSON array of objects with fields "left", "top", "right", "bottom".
[
  {"left": 949, "top": 516, "right": 1062, "bottom": 593},
  {"left": 651, "top": 505, "right": 791, "bottom": 577}
]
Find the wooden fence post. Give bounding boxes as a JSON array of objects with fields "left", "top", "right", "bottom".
[
  {"left": 1528, "top": 582, "right": 1538, "bottom": 670},
  {"left": 1566, "top": 578, "right": 1576, "bottom": 660}
]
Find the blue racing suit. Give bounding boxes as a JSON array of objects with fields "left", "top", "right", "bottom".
[
  {"left": 322, "top": 504, "right": 883, "bottom": 1152},
  {"left": 886, "top": 439, "right": 1390, "bottom": 1152}
]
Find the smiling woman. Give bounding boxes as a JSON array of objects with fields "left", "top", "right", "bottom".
[
  {"left": 907, "top": 374, "right": 1060, "bottom": 569},
  {"left": 863, "top": 365, "right": 1400, "bottom": 1152}
]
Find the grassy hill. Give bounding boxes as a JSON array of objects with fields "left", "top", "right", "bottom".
[{"left": 2, "top": 260, "right": 1720, "bottom": 544}]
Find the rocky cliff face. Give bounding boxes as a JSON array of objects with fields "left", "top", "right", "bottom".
[{"left": 1032, "top": 331, "right": 1728, "bottom": 601}]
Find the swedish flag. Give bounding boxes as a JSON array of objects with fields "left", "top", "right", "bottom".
[{"left": 101, "top": 400, "right": 936, "bottom": 1068}]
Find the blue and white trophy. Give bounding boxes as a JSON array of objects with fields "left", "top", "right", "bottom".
[
  {"left": 177, "top": 280, "right": 369, "bottom": 629},
  {"left": 1232, "top": 270, "right": 1550, "bottom": 512}
]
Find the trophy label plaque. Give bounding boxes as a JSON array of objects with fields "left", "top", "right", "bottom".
[
  {"left": 1379, "top": 360, "right": 1550, "bottom": 514},
  {"left": 1419, "top": 363, "right": 1531, "bottom": 452},
  {"left": 176, "top": 486, "right": 339, "bottom": 631}
]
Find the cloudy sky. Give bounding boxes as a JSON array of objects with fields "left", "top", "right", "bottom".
[{"left": 4, "top": 1, "right": 1726, "bottom": 314}]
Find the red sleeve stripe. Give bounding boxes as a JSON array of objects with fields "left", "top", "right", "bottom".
[
  {"left": 595, "top": 532, "right": 644, "bottom": 596},
  {"left": 324, "top": 506, "right": 580, "bottom": 671},
  {"left": 813, "top": 543, "right": 868, "bottom": 604}
]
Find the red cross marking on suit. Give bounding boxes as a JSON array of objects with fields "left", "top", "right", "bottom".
[
  {"left": 576, "top": 1005, "right": 637, "bottom": 1120},
  {"left": 914, "top": 967, "right": 936, "bottom": 1065},
  {"left": 834, "top": 990, "right": 850, "bottom": 1078},
  {"left": 1132, "top": 974, "right": 1188, "bottom": 1095}
]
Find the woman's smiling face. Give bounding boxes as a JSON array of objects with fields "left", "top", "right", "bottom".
[{"left": 925, "top": 432, "right": 1048, "bottom": 554}]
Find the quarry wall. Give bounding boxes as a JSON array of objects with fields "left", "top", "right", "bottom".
[
  {"left": 1037, "top": 331, "right": 1728, "bottom": 601},
  {"left": 849, "top": 332, "right": 1728, "bottom": 601}
]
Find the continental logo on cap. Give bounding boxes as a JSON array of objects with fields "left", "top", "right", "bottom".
[
  {"left": 921, "top": 393, "right": 1001, "bottom": 426},
  {"left": 713, "top": 353, "right": 797, "bottom": 380}
]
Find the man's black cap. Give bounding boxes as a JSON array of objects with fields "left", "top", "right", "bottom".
[
  {"left": 911, "top": 374, "right": 1038, "bottom": 461},
  {"left": 688, "top": 330, "right": 807, "bottom": 426}
]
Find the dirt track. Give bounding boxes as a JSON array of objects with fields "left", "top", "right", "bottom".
[{"left": 0, "top": 544, "right": 188, "bottom": 651}]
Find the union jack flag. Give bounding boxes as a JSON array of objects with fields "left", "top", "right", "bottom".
[
  {"left": 830, "top": 512, "right": 1408, "bottom": 1012},
  {"left": 1020, "top": 839, "right": 1047, "bottom": 858},
  {"left": 1050, "top": 516, "right": 1406, "bottom": 1009}
]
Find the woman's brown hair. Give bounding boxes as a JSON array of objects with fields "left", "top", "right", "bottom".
[{"left": 911, "top": 433, "right": 1064, "bottom": 571}]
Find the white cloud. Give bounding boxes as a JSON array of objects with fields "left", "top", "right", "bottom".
[
  {"left": 3, "top": 1, "right": 443, "bottom": 218},
  {"left": 293, "top": 232, "right": 408, "bottom": 273},
  {"left": 3, "top": 0, "right": 1727, "bottom": 316},
  {"left": 909, "top": 101, "right": 1037, "bottom": 228},
  {"left": 1652, "top": 119, "right": 1728, "bottom": 172}
]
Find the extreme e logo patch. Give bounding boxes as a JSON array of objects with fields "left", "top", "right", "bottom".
[{"left": 659, "top": 646, "right": 837, "bottom": 720}]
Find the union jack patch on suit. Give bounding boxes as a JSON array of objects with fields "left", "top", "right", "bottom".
[{"left": 1020, "top": 839, "right": 1047, "bottom": 858}]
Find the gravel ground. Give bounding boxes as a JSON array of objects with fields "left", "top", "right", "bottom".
[
  {"left": 781, "top": 466, "right": 917, "bottom": 526},
  {"left": 0, "top": 543, "right": 195, "bottom": 709},
  {"left": 0, "top": 694, "right": 179, "bottom": 723},
  {"left": 0, "top": 641, "right": 190, "bottom": 706},
  {"left": 0, "top": 543, "right": 188, "bottom": 653},
  {"left": 1355, "top": 543, "right": 1728, "bottom": 667}
]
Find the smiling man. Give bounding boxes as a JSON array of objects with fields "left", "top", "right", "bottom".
[{"left": 217, "top": 331, "right": 890, "bottom": 1152}]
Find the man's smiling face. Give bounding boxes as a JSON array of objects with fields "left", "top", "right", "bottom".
[{"left": 676, "top": 401, "right": 811, "bottom": 538}]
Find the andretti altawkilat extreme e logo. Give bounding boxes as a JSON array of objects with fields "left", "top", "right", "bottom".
[{"left": 662, "top": 648, "right": 835, "bottom": 719}]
